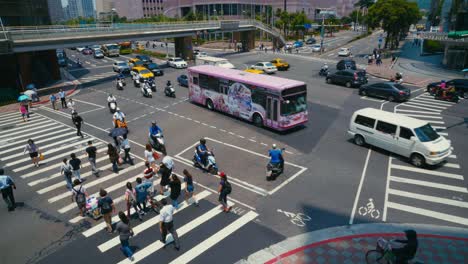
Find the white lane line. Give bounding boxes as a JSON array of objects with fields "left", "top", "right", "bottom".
[
  {"left": 411, "top": 98, "right": 455, "bottom": 107},
  {"left": 443, "top": 163, "right": 461, "bottom": 169},
  {"left": 201, "top": 122, "right": 208, "bottom": 126},
  {"left": 268, "top": 166, "right": 308, "bottom": 195},
  {"left": 398, "top": 113, "right": 443, "bottom": 119},
  {"left": 260, "top": 142, "right": 268, "bottom": 146},
  {"left": 387, "top": 202, "right": 468, "bottom": 226},
  {"left": 388, "top": 189, "right": 468, "bottom": 208},
  {"left": 219, "top": 129, "right": 226, "bottom": 132},
  {"left": 237, "top": 135, "right": 245, "bottom": 139},
  {"left": 399, "top": 104, "right": 442, "bottom": 112},
  {"left": 5, "top": 139, "right": 91, "bottom": 167},
  {"left": 0, "top": 114, "right": 42, "bottom": 123},
  {"left": 391, "top": 164, "right": 463, "bottom": 180},
  {"left": 396, "top": 109, "right": 441, "bottom": 115},
  {"left": 390, "top": 176, "right": 468, "bottom": 193},
  {"left": 249, "top": 139, "right": 256, "bottom": 142},
  {"left": 0, "top": 112, "right": 20, "bottom": 119},
  {"left": 361, "top": 96, "right": 385, "bottom": 103},
  {"left": 0, "top": 122, "right": 57, "bottom": 138},
  {"left": 228, "top": 132, "right": 235, "bottom": 135},
  {"left": 98, "top": 191, "right": 211, "bottom": 252},
  {"left": 0, "top": 127, "right": 69, "bottom": 152},
  {"left": 438, "top": 132, "right": 449, "bottom": 136},
  {"left": 449, "top": 154, "right": 457, "bottom": 159},
  {"left": 37, "top": 159, "right": 111, "bottom": 193},
  {"left": 432, "top": 126, "right": 446, "bottom": 130},
  {"left": 169, "top": 211, "right": 258, "bottom": 264},
  {"left": 349, "top": 148, "right": 373, "bottom": 224},
  {"left": 210, "top": 125, "right": 216, "bottom": 129},
  {"left": 194, "top": 120, "right": 200, "bottom": 123},
  {"left": 405, "top": 101, "right": 446, "bottom": 110},
  {"left": 1, "top": 135, "right": 78, "bottom": 161},
  {"left": 419, "top": 95, "right": 456, "bottom": 104},
  {"left": 55, "top": 162, "right": 144, "bottom": 208},
  {"left": 0, "top": 117, "right": 47, "bottom": 129}
]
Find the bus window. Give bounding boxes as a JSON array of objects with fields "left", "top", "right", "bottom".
[
  {"left": 266, "top": 97, "right": 272, "bottom": 120},
  {"left": 273, "top": 99, "right": 278, "bottom": 121},
  {"left": 251, "top": 89, "right": 267, "bottom": 109},
  {"left": 193, "top": 77, "right": 199, "bottom": 85},
  {"left": 281, "top": 93, "right": 307, "bottom": 116}
]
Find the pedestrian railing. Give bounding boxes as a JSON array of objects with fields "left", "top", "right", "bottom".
[{"left": 419, "top": 32, "right": 468, "bottom": 43}]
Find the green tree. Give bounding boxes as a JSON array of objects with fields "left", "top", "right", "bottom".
[
  {"left": 368, "top": 0, "right": 420, "bottom": 49},
  {"left": 183, "top": 10, "right": 197, "bottom": 21},
  {"left": 354, "top": 0, "right": 375, "bottom": 9}
]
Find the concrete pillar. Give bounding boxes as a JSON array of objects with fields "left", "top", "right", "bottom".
[
  {"left": 240, "top": 30, "right": 255, "bottom": 52},
  {"left": 174, "top": 36, "right": 194, "bottom": 61},
  {"left": 442, "top": 43, "right": 449, "bottom": 66}
]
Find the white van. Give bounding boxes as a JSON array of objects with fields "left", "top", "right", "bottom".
[
  {"left": 195, "top": 56, "right": 235, "bottom": 69},
  {"left": 348, "top": 108, "right": 452, "bottom": 167}
]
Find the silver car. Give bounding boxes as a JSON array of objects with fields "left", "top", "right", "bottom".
[{"left": 113, "top": 61, "right": 130, "bottom": 73}]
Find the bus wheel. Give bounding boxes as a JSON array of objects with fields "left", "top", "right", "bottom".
[
  {"left": 206, "top": 99, "right": 214, "bottom": 110},
  {"left": 252, "top": 113, "right": 263, "bottom": 127}
]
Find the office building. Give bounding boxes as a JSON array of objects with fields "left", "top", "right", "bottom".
[{"left": 47, "top": 0, "right": 64, "bottom": 22}]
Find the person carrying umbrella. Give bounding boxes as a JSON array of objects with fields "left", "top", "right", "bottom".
[{"left": 19, "top": 103, "right": 29, "bottom": 122}]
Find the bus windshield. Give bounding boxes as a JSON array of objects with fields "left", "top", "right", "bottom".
[
  {"left": 281, "top": 93, "right": 307, "bottom": 116},
  {"left": 107, "top": 44, "right": 118, "bottom": 50}
]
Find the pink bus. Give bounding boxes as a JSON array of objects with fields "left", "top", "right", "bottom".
[{"left": 188, "top": 65, "right": 308, "bottom": 131}]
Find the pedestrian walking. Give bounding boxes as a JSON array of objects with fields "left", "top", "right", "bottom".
[
  {"left": 169, "top": 174, "right": 181, "bottom": 208},
  {"left": 0, "top": 169, "right": 17, "bottom": 212},
  {"left": 159, "top": 198, "right": 180, "bottom": 250},
  {"left": 135, "top": 177, "right": 152, "bottom": 214},
  {"left": 125, "top": 182, "right": 143, "bottom": 220},
  {"left": 143, "top": 161, "right": 156, "bottom": 195},
  {"left": 60, "top": 158, "right": 73, "bottom": 189},
  {"left": 118, "top": 136, "right": 134, "bottom": 165},
  {"left": 98, "top": 188, "right": 115, "bottom": 233},
  {"left": 19, "top": 104, "right": 29, "bottom": 122},
  {"left": 67, "top": 98, "right": 75, "bottom": 113},
  {"left": 23, "top": 139, "right": 40, "bottom": 167},
  {"left": 72, "top": 112, "right": 84, "bottom": 138},
  {"left": 116, "top": 211, "right": 135, "bottom": 261},
  {"left": 49, "top": 93, "right": 57, "bottom": 110},
  {"left": 85, "top": 140, "right": 100, "bottom": 177},
  {"left": 71, "top": 179, "right": 88, "bottom": 216},
  {"left": 218, "top": 172, "right": 232, "bottom": 212},
  {"left": 183, "top": 169, "right": 198, "bottom": 206},
  {"left": 144, "top": 143, "right": 157, "bottom": 170},
  {"left": 157, "top": 156, "right": 173, "bottom": 194},
  {"left": 59, "top": 89, "right": 67, "bottom": 108},
  {"left": 69, "top": 153, "right": 83, "bottom": 182},
  {"left": 107, "top": 143, "right": 120, "bottom": 173}
]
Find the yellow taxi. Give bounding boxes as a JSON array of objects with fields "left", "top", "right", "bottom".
[
  {"left": 270, "top": 58, "right": 289, "bottom": 70},
  {"left": 131, "top": 66, "right": 154, "bottom": 78},
  {"left": 244, "top": 68, "right": 264, "bottom": 74}
]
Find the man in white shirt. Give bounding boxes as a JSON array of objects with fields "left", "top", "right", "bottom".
[
  {"left": 113, "top": 108, "right": 126, "bottom": 122},
  {"left": 159, "top": 198, "right": 180, "bottom": 250}
]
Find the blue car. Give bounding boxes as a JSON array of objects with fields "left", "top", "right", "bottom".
[
  {"left": 177, "top": 74, "right": 188, "bottom": 87},
  {"left": 293, "top": 41, "right": 303, "bottom": 48}
]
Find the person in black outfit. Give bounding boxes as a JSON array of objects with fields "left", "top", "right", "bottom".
[
  {"left": 72, "top": 112, "right": 84, "bottom": 138},
  {"left": 393, "top": 230, "right": 418, "bottom": 264},
  {"left": 158, "top": 163, "right": 172, "bottom": 194}
]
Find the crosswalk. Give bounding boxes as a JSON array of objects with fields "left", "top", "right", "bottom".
[
  {"left": 386, "top": 92, "right": 467, "bottom": 226},
  {"left": 77, "top": 72, "right": 118, "bottom": 84},
  {"left": 0, "top": 111, "right": 259, "bottom": 263}
]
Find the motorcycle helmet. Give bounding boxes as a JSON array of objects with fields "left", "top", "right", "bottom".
[
  {"left": 200, "top": 138, "right": 206, "bottom": 145},
  {"left": 152, "top": 121, "right": 157, "bottom": 125},
  {"left": 272, "top": 143, "right": 277, "bottom": 149},
  {"left": 116, "top": 107, "right": 120, "bottom": 111}
]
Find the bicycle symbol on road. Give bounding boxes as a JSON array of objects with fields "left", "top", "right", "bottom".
[
  {"left": 277, "top": 209, "right": 311, "bottom": 227},
  {"left": 359, "top": 198, "right": 380, "bottom": 219}
]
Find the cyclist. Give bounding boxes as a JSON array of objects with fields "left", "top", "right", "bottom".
[{"left": 392, "top": 230, "right": 418, "bottom": 264}]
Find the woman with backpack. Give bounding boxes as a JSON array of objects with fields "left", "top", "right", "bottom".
[
  {"left": 125, "top": 182, "right": 143, "bottom": 220},
  {"left": 218, "top": 172, "right": 232, "bottom": 212},
  {"left": 107, "top": 143, "right": 120, "bottom": 173},
  {"left": 60, "top": 158, "right": 73, "bottom": 190},
  {"left": 116, "top": 211, "right": 135, "bottom": 261},
  {"left": 98, "top": 189, "right": 115, "bottom": 233},
  {"left": 71, "top": 179, "right": 88, "bottom": 216},
  {"left": 23, "top": 139, "right": 40, "bottom": 168}
]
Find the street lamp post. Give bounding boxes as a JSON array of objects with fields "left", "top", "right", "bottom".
[{"left": 111, "top": 8, "right": 116, "bottom": 27}]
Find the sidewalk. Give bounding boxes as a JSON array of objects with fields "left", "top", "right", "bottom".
[{"left": 236, "top": 223, "right": 468, "bottom": 264}]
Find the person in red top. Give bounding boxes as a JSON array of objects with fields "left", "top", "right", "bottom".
[{"left": 143, "top": 161, "right": 159, "bottom": 211}]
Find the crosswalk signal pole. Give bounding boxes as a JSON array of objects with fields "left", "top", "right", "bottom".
[{"left": 320, "top": 10, "right": 325, "bottom": 55}]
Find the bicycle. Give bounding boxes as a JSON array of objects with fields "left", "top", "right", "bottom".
[{"left": 366, "top": 238, "right": 396, "bottom": 264}]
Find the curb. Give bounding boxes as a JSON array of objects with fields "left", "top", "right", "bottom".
[
  {"left": 235, "top": 223, "right": 468, "bottom": 264},
  {"left": 32, "top": 82, "right": 80, "bottom": 106}
]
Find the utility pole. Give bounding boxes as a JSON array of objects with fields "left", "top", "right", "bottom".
[{"left": 284, "top": 0, "right": 287, "bottom": 11}]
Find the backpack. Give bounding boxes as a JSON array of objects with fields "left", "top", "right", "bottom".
[
  {"left": 74, "top": 186, "right": 86, "bottom": 204},
  {"left": 101, "top": 198, "right": 112, "bottom": 212},
  {"left": 223, "top": 181, "right": 232, "bottom": 194}
]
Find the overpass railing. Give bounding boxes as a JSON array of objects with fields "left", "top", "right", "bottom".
[{"left": 419, "top": 32, "right": 468, "bottom": 43}]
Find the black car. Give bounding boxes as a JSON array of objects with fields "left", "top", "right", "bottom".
[
  {"left": 145, "top": 63, "right": 163, "bottom": 76},
  {"left": 337, "top": 59, "right": 357, "bottom": 70},
  {"left": 359, "top": 82, "right": 411, "bottom": 102},
  {"left": 326, "top": 69, "right": 368, "bottom": 88},
  {"left": 426, "top": 79, "right": 468, "bottom": 98},
  {"left": 306, "top": 38, "right": 316, "bottom": 45},
  {"left": 136, "top": 55, "right": 152, "bottom": 64}
]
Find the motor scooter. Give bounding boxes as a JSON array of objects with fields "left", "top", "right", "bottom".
[
  {"left": 141, "top": 82, "right": 153, "bottom": 98},
  {"left": 116, "top": 79, "right": 124, "bottom": 90},
  {"left": 133, "top": 77, "right": 141, "bottom": 88},
  {"left": 318, "top": 65, "right": 329, "bottom": 77},
  {"left": 193, "top": 150, "right": 218, "bottom": 174},
  {"left": 109, "top": 101, "right": 117, "bottom": 114},
  {"left": 165, "top": 83, "right": 176, "bottom": 98},
  {"left": 435, "top": 89, "right": 459, "bottom": 103},
  {"left": 266, "top": 148, "right": 285, "bottom": 181},
  {"left": 148, "top": 79, "right": 157, "bottom": 92},
  {"left": 149, "top": 133, "right": 167, "bottom": 155}
]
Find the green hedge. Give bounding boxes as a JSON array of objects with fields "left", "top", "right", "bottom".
[
  {"left": 423, "top": 40, "right": 444, "bottom": 53},
  {"left": 133, "top": 49, "right": 173, "bottom": 60}
]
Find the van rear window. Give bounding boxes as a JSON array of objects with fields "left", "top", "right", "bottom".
[{"left": 355, "top": 115, "right": 375, "bottom": 128}]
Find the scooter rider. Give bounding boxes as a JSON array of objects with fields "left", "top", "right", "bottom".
[
  {"left": 196, "top": 138, "right": 209, "bottom": 166},
  {"left": 149, "top": 121, "right": 163, "bottom": 143},
  {"left": 268, "top": 144, "right": 284, "bottom": 170},
  {"left": 166, "top": 80, "right": 172, "bottom": 87},
  {"left": 113, "top": 107, "right": 125, "bottom": 122},
  {"left": 107, "top": 94, "right": 117, "bottom": 108}
]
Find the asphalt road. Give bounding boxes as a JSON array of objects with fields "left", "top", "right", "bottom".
[{"left": 1, "top": 42, "right": 467, "bottom": 264}]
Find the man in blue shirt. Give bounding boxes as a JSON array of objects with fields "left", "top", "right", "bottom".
[
  {"left": 58, "top": 89, "right": 67, "bottom": 108},
  {"left": 196, "top": 138, "right": 208, "bottom": 166},
  {"left": 135, "top": 177, "right": 152, "bottom": 214},
  {"left": 149, "top": 121, "right": 163, "bottom": 144},
  {"left": 49, "top": 94, "right": 57, "bottom": 110},
  {"left": 268, "top": 144, "right": 284, "bottom": 169},
  {"left": 0, "top": 169, "right": 17, "bottom": 212}
]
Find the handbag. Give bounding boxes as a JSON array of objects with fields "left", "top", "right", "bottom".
[
  {"left": 39, "top": 153, "right": 45, "bottom": 161},
  {"left": 152, "top": 151, "right": 160, "bottom": 160},
  {"left": 118, "top": 157, "right": 124, "bottom": 165}
]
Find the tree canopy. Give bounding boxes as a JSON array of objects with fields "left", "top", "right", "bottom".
[{"left": 368, "top": 0, "right": 421, "bottom": 49}]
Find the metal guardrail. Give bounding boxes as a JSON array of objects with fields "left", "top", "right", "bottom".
[
  {"left": 419, "top": 32, "right": 468, "bottom": 43},
  {"left": 0, "top": 20, "right": 285, "bottom": 44}
]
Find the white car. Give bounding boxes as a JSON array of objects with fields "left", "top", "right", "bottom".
[
  {"left": 167, "top": 57, "right": 188, "bottom": 69},
  {"left": 311, "top": 44, "right": 324, "bottom": 52},
  {"left": 113, "top": 61, "right": 130, "bottom": 73},
  {"left": 285, "top": 42, "right": 293, "bottom": 49},
  {"left": 250, "top": 62, "right": 277, "bottom": 74},
  {"left": 76, "top": 47, "right": 86, "bottom": 52},
  {"left": 338, "top": 48, "right": 351, "bottom": 57},
  {"left": 93, "top": 49, "right": 104, "bottom": 59}
]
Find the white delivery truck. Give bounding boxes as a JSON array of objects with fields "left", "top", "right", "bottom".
[{"left": 195, "top": 56, "right": 235, "bottom": 69}]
